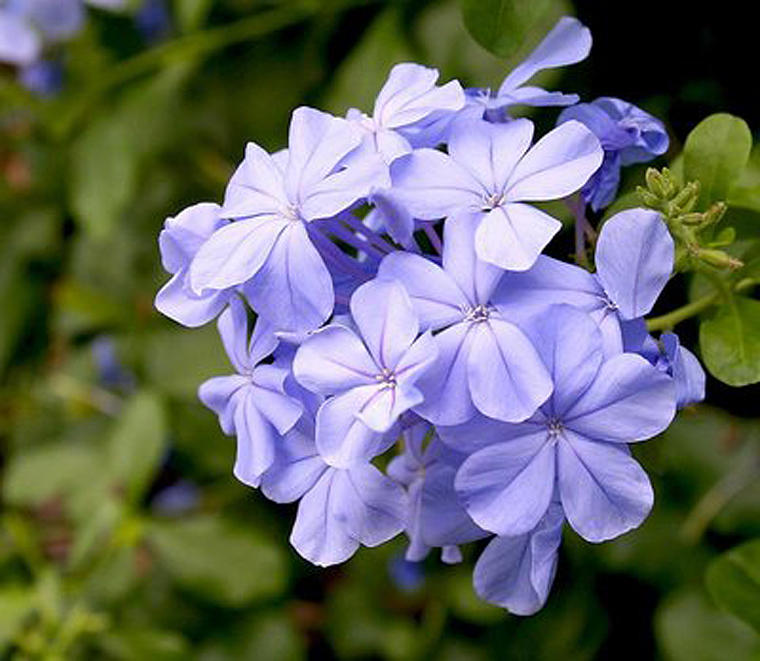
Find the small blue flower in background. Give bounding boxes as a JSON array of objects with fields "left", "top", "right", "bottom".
[
  {"left": 151, "top": 480, "right": 201, "bottom": 515},
  {"left": 135, "top": 0, "right": 170, "bottom": 43},
  {"left": 18, "top": 57, "right": 61, "bottom": 96},
  {"left": 92, "top": 336, "right": 135, "bottom": 390},
  {"left": 558, "top": 97, "right": 669, "bottom": 210},
  {"left": 464, "top": 17, "right": 591, "bottom": 122},
  {"left": 0, "top": 8, "right": 41, "bottom": 66}
]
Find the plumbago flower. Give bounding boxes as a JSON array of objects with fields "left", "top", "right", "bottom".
[
  {"left": 346, "top": 62, "right": 465, "bottom": 164},
  {"left": 558, "top": 97, "right": 669, "bottom": 210},
  {"left": 464, "top": 17, "right": 591, "bottom": 122},
  {"left": 293, "top": 279, "right": 438, "bottom": 467},
  {"left": 499, "top": 207, "right": 676, "bottom": 355},
  {"left": 440, "top": 304, "right": 676, "bottom": 542},
  {"left": 155, "top": 202, "right": 234, "bottom": 327},
  {"left": 389, "top": 116, "right": 603, "bottom": 270},
  {"left": 157, "top": 15, "right": 706, "bottom": 616},
  {"left": 378, "top": 216, "right": 552, "bottom": 424},
  {"left": 189, "top": 106, "right": 388, "bottom": 333},
  {"left": 198, "top": 298, "right": 303, "bottom": 485}
]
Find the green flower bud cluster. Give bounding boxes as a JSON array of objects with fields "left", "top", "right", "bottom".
[{"left": 637, "top": 168, "right": 742, "bottom": 272}]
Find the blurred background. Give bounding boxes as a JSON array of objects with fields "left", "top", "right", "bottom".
[{"left": 1, "top": 0, "right": 759, "bottom": 659}]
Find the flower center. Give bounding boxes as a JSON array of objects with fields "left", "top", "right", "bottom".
[
  {"left": 546, "top": 418, "right": 564, "bottom": 440},
  {"left": 375, "top": 367, "right": 397, "bottom": 389},
  {"left": 463, "top": 304, "right": 492, "bottom": 323},
  {"left": 481, "top": 192, "right": 505, "bottom": 211},
  {"left": 281, "top": 204, "right": 300, "bottom": 223}
]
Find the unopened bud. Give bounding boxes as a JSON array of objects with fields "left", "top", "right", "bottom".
[
  {"left": 672, "top": 181, "right": 699, "bottom": 212},
  {"left": 645, "top": 168, "right": 667, "bottom": 197},
  {"left": 697, "top": 248, "right": 743, "bottom": 270},
  {"left": 703, "top": 202, "right": 727, "bottom": 226},
  {"left": 637, "top": 186, "right": 661, "bottom": 208}
]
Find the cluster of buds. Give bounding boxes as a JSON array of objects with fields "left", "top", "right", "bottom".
[{"left": 637, "top": 167, "right": 741, "bottom": 272}]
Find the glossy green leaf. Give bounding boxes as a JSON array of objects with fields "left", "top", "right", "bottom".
[
  {"left": 147, "top": 515, "right": 287, "bottom": 606},
  {"left": 700, "top": 296, "right": 760, "bottom": 386},
  {"left": 458, "top": 0, "right": 568, "bottom": 58},
  {"left": 683, "top": 113, "right": 752, "bottom": 208},
  {"left": 706, "top": 539, "right": 760, "bottom": 633}
]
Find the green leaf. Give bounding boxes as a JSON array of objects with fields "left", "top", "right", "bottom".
[
  {"left": 458, "top": 0, "right": 568, "bottom": 58},
  {"left": 108, "top": 391, "right": 168, "bottom": 502},
  {"left": 143, "top": 326, "right": 229, "bottom": 399},
  {"left": 3, "top": 442, "right": 102, "bottom": 507},
  {"left": 0, "top": 585, "right": 35, "bottom": 647},
  {"left": 700, "top": 295, "right": 760, "bottom": 386},
  {"left": 97, "top": 628, "right": 189, "bottom": 660},
  {"left": 147, "top": 515, "right": 287, "bottom": 607},
  {"left": 69, "top": 115, "right": 138, "bottom": 239},
  {"left": 656, "top": 589, "right": 760, "bottom": 661},
  {"left": 706, "top": 539, "right": 760, "bottom": 633},
  {"left": 683, "top": 113, "right": 752, "bottom": 208}
]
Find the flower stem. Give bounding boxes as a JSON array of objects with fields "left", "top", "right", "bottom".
[{"left": 646, "top": 277, "right": 757, "bottom": 331}]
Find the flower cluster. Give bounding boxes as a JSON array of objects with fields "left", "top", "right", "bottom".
[{"left": 155, "top": 17, "right": 705, "bottom": 614}]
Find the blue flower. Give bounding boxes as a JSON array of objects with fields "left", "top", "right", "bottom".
[
  {"left": 387, "top": 421, "right": 485, "bottom": 562},
  {"left": 499, "top": 207, "right": 674, "bottom": 355},
  {"left": 293, "top": 279, "right": 438, "bottom": 467},
  {"left": 189, "top": 107, "right": 388, "bottom": 333},
  {"left": 464, "top": 17, "right": 591, "bottom": 122},
  {"left": 558, "top": 97, "right": 669, "bottom": 210},
  {"left": 440, "top": 304, "right": 676, "bottom": 542},
  {"left": 378, "top": 217, "right": 552, "bottom": 424},
  {"left": 0, "top": 7, "right": 40, "bottom": 66},
  {"left": 389, "top": 117, "right": 602, "bottom": 270},
  {"left": 155, "top": 202, "right": 235, "bottom": 327},
  {"left": 473, "top": 502, "right": 564, "bottom": 615},
  {"left": 346, "top": 62, "right": 464, "bottom": 164},
  {"left": 639, "top": 331, "right": 706, "bottom": 409},
  {"left": 260, "top": 423, "right": 406, "bottom": 567},
  {"left": 198, "top": 298, "right": 303, "bottom": 485}
]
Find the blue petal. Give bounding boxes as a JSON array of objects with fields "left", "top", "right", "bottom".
[
  {"left": 467, "top": 319, "right": 552, "bottom": 422},
  {"left": 261, "top": 426, "right": 327, "bottom": 504},
  {"left": 564, "top": 353, "right": 676, "bottom": 442},
  {"left": 241, "top": 221, "right": 334, "bottom": 333},
  {"left": 498, "top": 17, "right": 591, "bottom": 94},
  {"left": 595, "top": 208, "right": 674, "bottom": 319},
  {"left": 473, "top": 503, "right": 564, "bottom": 615},
  {"left": 455, "top": 433, "right": 555, "bottom": 536},
  {"left": 557, "top": 430, "right": 653, "bottom": 542}
]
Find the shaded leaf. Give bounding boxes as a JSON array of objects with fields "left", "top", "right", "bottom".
[
  {"left": 700, "top": 296, "right": 760, "bottom": 386},
  {"left": 147, "top": 515, "right": 287, "bottom": 606},
  {"left": 706, "top": 539, "right": 760, "bottom": 633}
]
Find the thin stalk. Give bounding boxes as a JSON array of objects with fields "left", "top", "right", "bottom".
[{"left": 646, "top": 277, "right": 757, "bottom": 332}]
